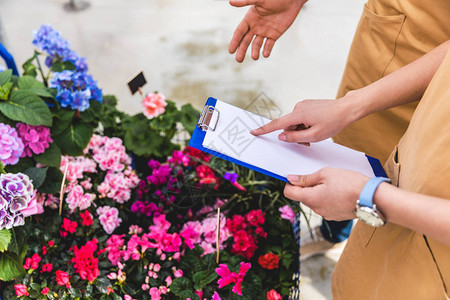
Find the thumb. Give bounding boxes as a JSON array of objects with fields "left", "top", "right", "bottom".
[
  {"left": 229, "top": 0, "right": 258, "bottom": 7},
  {"left": 287, "top": 171, "right": 322, "bottom": 188}
]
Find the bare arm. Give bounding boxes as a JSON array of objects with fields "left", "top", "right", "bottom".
[
  {"left": 251, "top": 40, "right": 450, "bottom": 144},
  {"left": 285, "top": 169, "right": 450, "bottom": 246}
]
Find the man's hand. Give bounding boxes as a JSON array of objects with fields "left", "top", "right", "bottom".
[
  {"left": 229, "top": 0, "right": 307, "bottom": 62},
  {"left": 284, "top": 168, "right": 369, "bottom": 221}
]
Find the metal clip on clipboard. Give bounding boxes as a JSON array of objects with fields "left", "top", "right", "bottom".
[{"left": 197, "top": 105, "right": 220, "bottom": 131}]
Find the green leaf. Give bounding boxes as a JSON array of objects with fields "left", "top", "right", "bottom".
[
  {"left": 180, "top": 103, "right": 200, "bottom": 134},
  {"left": 30, "top": 283, "right": 41, "bottom": 291},
  {"left": 18, "top": 76, "right": 53, "bottom": 98},
  {"left": 0, "top": 69, "right": 12, "bottom": 85},
  {"left": 0, "top": 161, "right": 5, "bottom": 174},
  {"left": 53, "top": 122, "right": 93, "bottom": 156},
  {"left": 0, "top": 90, "right": 52, "bottom": 126},
  {"left": 23, "top": 167, "right": 48, "bottom": 189},
  {"left": 22, "top": 57, "right": 37, "bottom": 78},
  {"left": 171, "top": 277, "right": 193, "bottom": 295},
  {"left": 0, "top": 82, "right": 13, "bottom": 100},
  {"left": 68, "top": 287, "right": 82, "bottom": 297},
  {"left": 51, "top": 109, "right": 75, "bottom": 135},
  {"left": 0, "top": 229, "right": 11, "bottom": 252},
  {"left": 38, "top": 167, "right": 63, "bottom": 194},
  {"left": 94, "top": 277, "right": 111, "bottom": 294},
  {"left": 4, "top": 157, "right": 34, "bottom": 174},
  {"left": 0, "top": 251, "right": 26, "bottom": 281},
  {"left": 34, "top": 143, "right": 62, "bottom": 168}
]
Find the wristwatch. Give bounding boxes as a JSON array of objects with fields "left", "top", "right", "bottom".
[{"left": 355, "top": 177, "right": 391, "bottom": 227}]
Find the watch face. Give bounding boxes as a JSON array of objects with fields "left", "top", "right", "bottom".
[{"left": 355, "top": 206, "right": 385, "bottom": 227}]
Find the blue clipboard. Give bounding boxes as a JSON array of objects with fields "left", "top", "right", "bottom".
[{"left": 189, "top": 97, "right": 387, "bottom": 182}]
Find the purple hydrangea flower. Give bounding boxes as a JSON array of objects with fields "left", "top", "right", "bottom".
[
  {"left": 0, "top": 173, "right": 34, "bottom": 230},
  {"left": 16, "top": 123, "right": 53, "bottom": 157},
  {"left": 0, "top": 123, "right": 24, "bottom": 166}
]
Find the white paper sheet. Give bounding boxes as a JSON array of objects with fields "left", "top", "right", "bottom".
[{"left": 202, "top": 100, "right": 376, "bottom": 178}]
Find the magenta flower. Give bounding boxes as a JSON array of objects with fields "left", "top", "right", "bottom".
[
  {"left": 0, "top": 123, "right": 24, "bottom": 166},
  {"left": 216, "top": 262, "right": 251, "bottom": 296},
  {"left": 279, "top": 204, "right": 295, "bottom": 224},
  {"left": 15, "top": 123, "right": 52, "bottom": 157}
]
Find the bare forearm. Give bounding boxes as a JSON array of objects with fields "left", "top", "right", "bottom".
[
  {"left": 375, "top": 183, "right": 450, "bottom": 246},
  {"left": 340, "top": 40, "right": 450, "bottom": 123}
]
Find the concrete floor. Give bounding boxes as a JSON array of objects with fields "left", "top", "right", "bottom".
[{"left": 0, "top": 0, "right": 366, "bottom": 299}]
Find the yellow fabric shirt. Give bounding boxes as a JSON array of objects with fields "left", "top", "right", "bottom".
[
  {"left": 333, "top": 0, "right": 450, "bottom": 164},
  {"left": 332, "top": 46, "right": 450, "bottom": 299}
]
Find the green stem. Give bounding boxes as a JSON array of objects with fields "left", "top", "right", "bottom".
[{"left": 33, "top": 51, "right": 48, "bottom": 87}]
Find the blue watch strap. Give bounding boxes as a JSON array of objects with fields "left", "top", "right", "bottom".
[{"left": 359, "top": 177, "right": 391, "bottom": 207}]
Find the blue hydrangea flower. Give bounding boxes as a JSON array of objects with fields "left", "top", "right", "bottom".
[
  {"left": 50, "top": 70, "right": 102, "bottom": 111},
  {"left": 33, "top": 24, "right": 89, "bottom": 72}
]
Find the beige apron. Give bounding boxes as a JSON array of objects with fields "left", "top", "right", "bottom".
[
  {"left": 333, "top": 0, "right": 450, "bottom": 164},
  {"left": 332, "top": 48, "right": 450, "bottom": 299}
]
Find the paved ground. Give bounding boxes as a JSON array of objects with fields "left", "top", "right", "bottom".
[{"left": 0, "top": 0, "right": 365, "bottom": 298}]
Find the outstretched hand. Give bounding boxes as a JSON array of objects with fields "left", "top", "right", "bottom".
[
  {"left": 250, "top": 98, "right": 353, "bottom": 144},
  {"left": 229, "top": 0, "right": 307, "bottom": 62},
  {"left": 284, "top": 168, "right": 369, "bottom": 221}
]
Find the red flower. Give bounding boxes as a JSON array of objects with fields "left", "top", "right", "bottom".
[
  {"left": 48, "top": 240, "right": 55, "bottom": 247},
  {"left": 71, "top": 239, "right": 100, "bottom": 282},
  {"left": 41, "top": 263, "right": 53, "bottom": 273},
  {"left": 14, "top": 284, "right": 29, "bottom": 297},
  {"left": 258, "top": 253, "right": 280, "bottom": 270},
  {"left": 55, "top": 270, "right": 70, "bottom": 287},
  {"left": 266, "top": 289, "right": 282, "bottom": 300},
  {"left": 255, "top": 226, "right": 267, "bottom": 238},
  {"left": 24, "top": 253, "right": 41, "bottom": 270},
  {"left": 62, "top": 218, "right": 78, "bottom": 233},
  {"left": 41, "top": 287, "right": 50, "bottom": 295},
  {"left": 42, "top": 245, "right": 47, "bottom": 255},
  {"left": 231, "top": 230, "right": 258, "bottom": 260},
  {"left": 245, "top": 209, "right": 265, "bottom": 226},
  {"left": 184, "top": 146, "right": 211, "bottom": 164},
  {"left": 226, "top": 215, "right": 247, "bottom": 233},
  {"left": 80, "top": 210, "right": 93, "bottom": 226},
  {"left": 195, "top": 165, "right": 219, "bottom": 187}
]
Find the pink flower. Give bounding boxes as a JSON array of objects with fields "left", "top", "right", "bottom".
[
  {"left": 15, "top": 123, "right": 52, "bottom": 157},
  {"left": 216, "top": 262, "right": 251, "bottom": 296},
  {"left": 142, "top": 92, "right": 167, "bottom": 119},
  {"left": 41, "top": 287, "right": 50, "bottom": 295},
  {"left": 173, "top": 268, "right": 183, "bottom": 278},
  {"left": 165, "top": 276, "right": 172, "bottom": 286},
  {"left": 149, "top": 287, "right": 162, "bottom": 300},
  {"left": 195, "top": 290, "right": 203, "bottom": 299},
  {"left": 0, "top": 123, "right": 24, "bottom": 166},
  {"left": 14, "top": 284, "right": 29, "bottom": 297},
  {"left": 279, "top": 204, "right": 295, "bottom": 224},
  {"left": 97, "top": 206, "right": 122, "bottom": 234},
  {"left": 66, "top": 185, "right": 95, "bottom": 212},
  {"left": 212, "top": 292, "right": 222, "bottom": 300},
  {"left": 20, "top": 192, "right": 44, "bottom": 217},
  {"left": 266, "top": 289, "right": 282, "bottom": 300}
]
